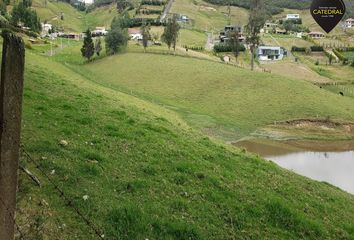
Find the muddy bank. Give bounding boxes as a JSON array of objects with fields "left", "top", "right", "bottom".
[{"left": 254, "top": 118, "right": 354, "bottom": 141}]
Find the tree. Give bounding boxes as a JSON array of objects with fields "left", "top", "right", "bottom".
[
  {"left": 11, "top": 0, "right": 42, "bottom": 32},
  {"left": 283, "top": 20, "right": 294, "bottom": 33},
  {"left": 105, "top": 27, "right": 129, "bottom": 55},
  {"left": 95, "top": 38, "right": 102, "bottom": 56},
  {"left": 111, "top": 13, "right": 131, "bottom": 29},
  {"left": 227, "top": 30, "right": 241, "bottom": 63},
  {"left": 162, "top": 15, "right": 180, "bottom": 52},
  {"left": 245, "top": 0, "right": 266, "bottom": 71},
  {"left": 141, "top": 22, "right": 151, "bottom": 52},
  {"left": 116, "top": 0, "right": 127, "bottom": 13},
  {"left": 81, "top": 29, "right": 95, "bottom": 61}
]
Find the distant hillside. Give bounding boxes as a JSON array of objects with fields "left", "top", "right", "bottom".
[{"left": 203, "top": 0, "right": 353, "bottom": 16}]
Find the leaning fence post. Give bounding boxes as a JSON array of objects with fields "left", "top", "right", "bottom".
[{"left": 0, "top": 31, "right": 25, "bottom": 240}]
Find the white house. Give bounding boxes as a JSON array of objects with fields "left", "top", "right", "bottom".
[
  {"left": 308, "top": 31, "right": 325, "bottom": 39},
  {"left": 78, "top": 0, "right": 94, "bottom": 5},
  {"left": 41, "top": 23, "right": 52, "bottom": 32},
  {"left": 286, "top": 14, "right": 300, "bottom": 20},
  {"left": 92, "top": 27, "right": 108, "bottom": 36},
  {"left": 128, "top": 29, "right": 143, "bottom": 40},
  {"left": 257, "top": 46, "right": 285, "bottom": 61},
  {"left": 345, "top": 18, "right": 354, "bottom": 29}
]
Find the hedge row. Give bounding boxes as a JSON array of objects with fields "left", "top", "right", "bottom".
[
  {"left": 182, "top": 45, "right": 204, "bottom": 51},
  {"left": 213, "top": 43, "right": 245, "bottom": 53},
  {"left": 333, "top": 48, "right": 349, "bottom": 62},
  {"left": 138, "top": 9, "right": 162, "bottom": 15},
  {"left": 291, "top": 46, "right": 323, "bottom": 52},
  {"left": 337, "top": 47, "right": 354, "bottom": 52},
  {"left": 127, "top": 18, "right": 165, "bottom": 27},
  {"left": 141, "top": 0, "right": 166, "bottom": 5}
]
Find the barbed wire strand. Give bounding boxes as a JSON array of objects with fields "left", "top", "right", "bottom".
[
  {"left": 20, "top": 146, "right": 105, "bottom": 240},
  {"left": 0, "top": 196, "right": 25, "bottom": 240}
]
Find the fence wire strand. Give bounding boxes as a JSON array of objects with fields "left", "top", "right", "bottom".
[{"left": 20, "top": 145, "right": 105, "bottom": 239}]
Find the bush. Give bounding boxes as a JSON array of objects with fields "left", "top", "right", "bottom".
[
  {"left": 292, "top": 46, "right": 323, "bottom": 52},
  {"left": 139, "top": 9, "right": 162, "bottom": 15},
  {"left": 214, "top": 43, "right": 245, "bottom": 53},
  {"left": 127, "top": 18, "right": 164, "bottom": 27},
  {"left": 183, "top": 45, "right": 204, "bottom": 51},
  {"left": 310, "top": 46, "right": 324, "bottom": 52},
  {"left": 141, "top": 0, "right": 165, "bottom": 5},
  {"left": 291, "top": 46, "right": 306, "bottom": 52},
  {"left": 333, "top": 48, "right": 349, "bottom": 63},
  {"left": 25, "top": 42, "right": 32, "bottom": 49}
]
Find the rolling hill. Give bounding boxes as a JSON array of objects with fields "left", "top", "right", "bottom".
[
  {"left": 14, "top": 39, "right": 354, "bottom": 240},
  {"left": 202, "top": 0, "right": 354, "bottom": 17}
]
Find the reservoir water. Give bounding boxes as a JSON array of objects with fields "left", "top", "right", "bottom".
[{"left": 234, "top": 140, "right": 354, "bottom": 194}]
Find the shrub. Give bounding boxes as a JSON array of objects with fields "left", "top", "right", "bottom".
[
  {"left": 333, "top": 48, "right": 349, "bottom": 63},
  {"left": 214, "top": 43, "right": 245, "bottom": 53},
  {"left": 291, "top": 46, "right": 306, "bottom": 52},
  {"left": 292, "top": 46, "right": 323, "bottom": 52},
  {"left": 183, "top": 45, "right": 204, "bottom": 51},
  {"left": 310, "top": 46, "right": 324, "bottom": 52},
  {"left": 141, "top": 0, "right": 165, "bottom": 5}
]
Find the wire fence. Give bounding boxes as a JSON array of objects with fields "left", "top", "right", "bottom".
[{"left": 16, "top": 145, "right": 105, "bottom": 240}]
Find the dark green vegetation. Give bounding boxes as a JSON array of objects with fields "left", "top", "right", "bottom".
[
  {"left": 10, "top": 0, "right": 42, "bottom": 32},
  {"left": 16, "top": 44, "right": 354, "bottom": 239},
  {"left": 82, "top": 53, "right": 354, "bottom": 140}
]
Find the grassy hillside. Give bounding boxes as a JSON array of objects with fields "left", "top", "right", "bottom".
[
  {"left": 32, "top": 0, "right": 85, "bottom": 32},
  {"left": 202, "top": 0, "right": 354, "bottom": 17},
  {"left": 31, "top": 0, "right": 119, "bottom": 32},
  {"left": 84, "top": 4, "right": 118, "bottom": 29},
  {"left": 170, "top": 0, "right": 249, "bottom": 31},
  {"left": 76, "top": 52, "right": 354, "bottom": 140},
  {"left": 15, "top": 42, "right": 354, "bottom": 240}
]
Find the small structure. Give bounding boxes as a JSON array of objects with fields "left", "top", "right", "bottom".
[
  {"left": 219, "top": 25, "right": 244, "bottom": 43},
  {"left": 345, "top": 18, "right": 354, "bottom": 29},
  {"left": 223, "top": 55, "right": 231, "bottom": 63},
  {"left": 257, "top": 46, "right": 285, "bottom": 61},
  {"left": 275, "top": 28, "right": 287, "bottom": 35},
  {"left": 128, "top": 28, "right": 143, "bottom": 40},
  {"left": 58, "top": 32, "right": 80, "bottom": 40},
  {"left": 78, "top": 0, "right": 94, "bottom": 5},
  {"left": 261, "top": 22, "right": 278, "bottom": 34},
  {"left": 41, "top": 23, "right": 52, "bottom": 33},
  {"left": 286, "top": 14, "right": 300, "bottom": 20},
  {"left": 177, "top": 15, "right": 189, "bottom": 23},
  {"left": 309, "top": 31, "right": 325, "bottom": 39},
  {"left": 92, "top": 27, "right": 108, "bottom": 37}
]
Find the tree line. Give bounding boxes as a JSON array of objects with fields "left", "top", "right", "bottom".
[
  {"left": 0, "top": 0, "right": 42, "bottom": 33},
  {"left": 81, "top": 14, "right": 181, "bottom": 61}
]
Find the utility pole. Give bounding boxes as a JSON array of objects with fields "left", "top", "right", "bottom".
[{"left": 0, "top": 31, "right": 25, "bottom": 240}]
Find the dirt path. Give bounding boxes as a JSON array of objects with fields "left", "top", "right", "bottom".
[
  {"left": 160, "top": 0, "right": 174, "bottom": 21},
  {"left": 205, "top": 32, "right": 214, "bottom": 50}
]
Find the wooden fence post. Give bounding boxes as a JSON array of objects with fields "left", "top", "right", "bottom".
[{"left": 0, "top": 31, "right": 25, "bottom": 240}]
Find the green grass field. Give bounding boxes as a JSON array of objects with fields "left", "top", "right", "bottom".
[
  {"left": 14, "top": 39, "right": 354, "bottom": 240},
  {"left": 77, "top": 52, "right": 354, "bottom": 140},
  {"left": 84, "top": 4, "right": 118, "bottom": 29},
  {"left": 170, "top": 0, "right": 249, "bottom": 31},
  {"left": 32, "top": 0, "right": 86, "bottom": 32}
]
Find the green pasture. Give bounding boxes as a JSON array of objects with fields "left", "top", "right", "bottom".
[{"left": 14, "top": 45, "right": 354, "bottom": 240}]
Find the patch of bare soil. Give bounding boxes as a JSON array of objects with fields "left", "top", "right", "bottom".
[
  {"left": 282, "top": 119, "right": 354, "bottom": 133},
  {"left": 254, "top": 118, "right": 354, "bottom": 141},
  {"left": 199, "top": 5, "right": 217, "bottom": 11}
]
